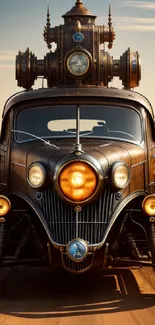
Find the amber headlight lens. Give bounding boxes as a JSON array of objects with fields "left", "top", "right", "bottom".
[
  {"left": 59, "top": 162, "right": 97, "bottom": 202},
  {"left": 0, "top": 196, "right": 11, "bottom": 216},
  {"left": 28, "top": 163, "right": 46, "bottom": 188},
  {"left": 142, "top": 195, "right": 155, "bottom": 216},
  {"left": 112, "top": 163, "right": 130, "bottom": 189}
]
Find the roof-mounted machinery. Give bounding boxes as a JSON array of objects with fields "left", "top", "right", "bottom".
[{"left": 16, "top": 0, "right": 141, "bottom": 90}]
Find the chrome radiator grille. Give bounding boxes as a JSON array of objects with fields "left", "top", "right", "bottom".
[
  {"left": 38, "top": 188, "right": 117, "bottom": 245},
  {"left": 62, "top": 253, "right": 94, "bottom": 273}
]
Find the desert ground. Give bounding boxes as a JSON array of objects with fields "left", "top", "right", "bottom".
[{"left": 0, "top": 266, "right": 154, "bottom": 324}]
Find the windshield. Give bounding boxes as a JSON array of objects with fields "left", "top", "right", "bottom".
[{"left": 14, "top": 105, "right": 142, "bottom": 144}]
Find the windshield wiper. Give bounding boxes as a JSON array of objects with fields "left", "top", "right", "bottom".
[
  {"left": 12, "top": 130, "right": 59, "bottom": 150},
  {"left": 63, "top": 129, "right": 93, "bottom": 136}
]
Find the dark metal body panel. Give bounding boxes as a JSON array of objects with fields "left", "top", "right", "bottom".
[
  {"left": 2, "top": 87, "right": 154, "bottom": 121},
  {"left": 0, "top": 87, "right": 155, "bottom": 273},
  {"left": 9, "top": 140, "right": 146, "bottom": 195},
  {"left": 0, "top": 89, "right": 150, "bottom": 206}
]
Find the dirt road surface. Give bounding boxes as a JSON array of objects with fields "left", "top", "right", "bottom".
[{"left": 0, "top": 266, "right": 155, "bottom": 325}]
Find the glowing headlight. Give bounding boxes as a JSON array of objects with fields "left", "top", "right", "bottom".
[
  {"left": 112, "top": 162, "right": 130, "bottom": 189},
  {"left": 59, "top": 161, "right": 97, "bottom": 203},
  {"left": 142, "top": 195, "right": 155, "bottom": 216},
  {"left": 0, "top": 196, "right": 11, "bottom": 216},
  {"left": 28, "top": 163, "right": 46, "bottom": 188}
]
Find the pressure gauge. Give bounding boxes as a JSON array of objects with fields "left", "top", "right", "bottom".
[{"left": 66, "top": 51, "right": 90, "bottom": 76}]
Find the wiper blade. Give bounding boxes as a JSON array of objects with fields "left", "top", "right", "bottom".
[
  {"left": 12, "top": 130, "right": 59, "bottom": 150},
  {"left": 64, "top": 129, "right": 93, "bottom": 136}
]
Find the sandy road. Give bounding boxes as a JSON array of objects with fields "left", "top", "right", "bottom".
[{"left": 0, "top": 266, "right": 154, "bottom": 325}]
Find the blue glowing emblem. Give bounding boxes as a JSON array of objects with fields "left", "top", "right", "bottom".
[
  {"left": 73, "top": 32, "right": 84, "bottom": 43},
  {"left": 67, "top": 239, "right": 88, "bottom": 262},
  {"left": 132, "top": 59, "right": 137, "bottom": 72}
]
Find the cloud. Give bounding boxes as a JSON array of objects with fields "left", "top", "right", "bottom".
[
  {"left": 0, "top": 64, "right": 15, "bottom": 69},
  {"left": 97, "top": 15, "right": 155, "bottom": 31},
  {"left": 121, "top": 1, "right": 155, "bottom": 10},
  {"left": 114, "top": 16, "right": 155, "bottom": 31},
  {"left": 115, "top": 17, "right": 155, "bottom": 24},
  {"left": 0, "top": 51, "right": 17, "bottom": 62},
  {"left": 117, "top": 24, "right": 155, "bottom": 31}
]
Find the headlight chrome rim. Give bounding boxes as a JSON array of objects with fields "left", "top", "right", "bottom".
[
  {"left": 28, "top": 163, "right": 46, "bottom": 189},
  {"left": 59, "top": 161, "right": 97, "bottom": 203},
  {"left": 53, "top": 155, "right": 104, "bottom": 205},
  {"left": 142, "top": 195, "right": 155, "bottom": 216},
  {"left": 111, "top": 162, "right": 130, "bottom": 190}
]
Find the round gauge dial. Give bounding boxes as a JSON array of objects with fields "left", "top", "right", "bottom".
[{"left": 67, "top": 52, "right": 90, "bottom": 76}]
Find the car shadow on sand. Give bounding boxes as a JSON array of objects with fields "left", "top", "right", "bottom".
[{"left": 0, "top": 267, "right": 154, "bottom": 318}]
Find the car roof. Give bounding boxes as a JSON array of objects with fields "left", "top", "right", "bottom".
[{"left": 2, "top": 87, "right": 155, "bottom": 120}]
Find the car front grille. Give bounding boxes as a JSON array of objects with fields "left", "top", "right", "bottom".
[
  {"left": 37, "top": 188, "right": 118, "bottom": 246},
  {"left": 62, "top": 253, "right": 94, "bottom": 273}
]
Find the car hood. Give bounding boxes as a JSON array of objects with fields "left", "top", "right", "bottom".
[
  {"left": 10, "top": 138, "right": 146, "bottom": 196},
  {"left": 11, "top": 138, "right": 146, "bottom": 171}
]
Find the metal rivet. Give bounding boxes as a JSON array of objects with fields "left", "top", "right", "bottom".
[
  {"left": 0, "top": 217, "right": 6, "bottom": 223},
  {"left": 36, "top": 192, "right": 43, "bottom": 200},
  {"left": 115, "top": 192, "right": 122, "bottom": 200},
  {"left": 149, "top": 216, "right": 155, "bottom": 223},
  {"left": 75, "top": 151, "right": 82, "bottom": 156},
  {"left": 74, "top": 206, "right": 82, "bottom": 212}
]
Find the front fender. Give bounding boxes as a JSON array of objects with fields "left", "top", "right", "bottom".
[
  {"left": 9, "top": 191, "right": 55, "bottom": 244},
  {"left": 9, "top": 190, "right": 148, "bottom": 250},
  {"left": 100, "top": 190, "right": 148, "bottom": 247}
]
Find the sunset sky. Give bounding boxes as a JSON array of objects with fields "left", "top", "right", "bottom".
[{"left": 0, "top": 0, "right": 155, "bottom": 118}]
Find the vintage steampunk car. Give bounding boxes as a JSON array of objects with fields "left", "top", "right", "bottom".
[{"left": 0, "top": 0, "right": 155, "bottom": 274}]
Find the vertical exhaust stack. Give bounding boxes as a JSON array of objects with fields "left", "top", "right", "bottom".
[
  {"left": 16, "top": 1, "right": 141, "bottom": 90},
  {"left": 43, "top": 5, "right": 52, "bottom": 50},
  {"left": 108, "top": 3, "right": 113, "bottom": 49}
]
